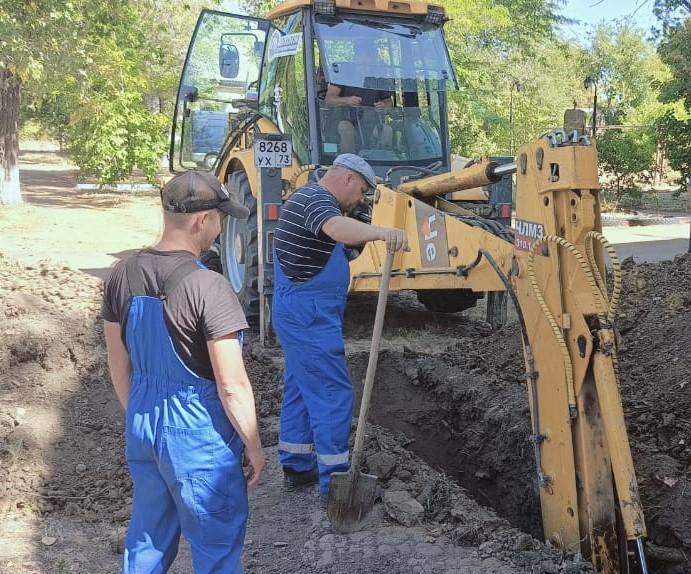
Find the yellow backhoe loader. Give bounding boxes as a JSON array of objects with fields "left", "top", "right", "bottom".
[{"left": 169, "top": 1, "right": 650, "bottom": 571}]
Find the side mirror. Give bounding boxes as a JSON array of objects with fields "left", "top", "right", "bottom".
[
  {"left": 181, "top": 85, "right": 199, "bottom": 117},
  {"left": 219, "top": 43, "right": 240, "bottom": 79},
  {"left": 181, "top": 85, "right": 199, "bottom": 103}
]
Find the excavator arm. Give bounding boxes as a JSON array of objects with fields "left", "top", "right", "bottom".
[{"left": 354, "top": 131, "right": 648, "bottom": 573}]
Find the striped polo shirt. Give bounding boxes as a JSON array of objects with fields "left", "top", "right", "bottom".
[{"left": 274, "top": 183, "right": 342, "bottom": 283}]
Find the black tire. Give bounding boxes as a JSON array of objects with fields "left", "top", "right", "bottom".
[
  {"left": 200, "top": 245, "right": 223, "bottom": 274},
  {"left": 486, "top": 290, "right": 508, "bottom": 330},
  {"left": 221, "top": 171, "right": 259, "bottom": 320},
  {"left": 202, "top": 153, "right": 218, "bottom": 169},
  {"left": 416, "top": 289, "right": 482, "bottom": 313}
]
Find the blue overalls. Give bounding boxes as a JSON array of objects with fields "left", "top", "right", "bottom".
[
  {"left": 272, "top": 243, "right": 353, "bottom": 495},
  {"left": 122, "top": 256, "right": 247, "bottom": 573}
]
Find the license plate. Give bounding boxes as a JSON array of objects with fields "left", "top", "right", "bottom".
[{"left": 254, "top": 139, "right": 292, "bottom": 168}]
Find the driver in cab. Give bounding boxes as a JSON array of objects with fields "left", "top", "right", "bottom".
[{"left": 323, "top": 46, "right": 394, "bottom": 154}]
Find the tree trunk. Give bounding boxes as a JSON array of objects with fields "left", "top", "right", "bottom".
[{"left": 0, "top": 69, "right": 22, "bottom": 206}]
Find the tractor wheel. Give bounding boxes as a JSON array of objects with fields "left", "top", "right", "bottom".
[
  {"left": 416, "top": 289, "right": 482, "bottom": 313},
  {"left": 221, "top": 170, "right": 259, "bottom": 320},
  {"left": 486, "top": 290, "right": 508, "bottom": 330}
]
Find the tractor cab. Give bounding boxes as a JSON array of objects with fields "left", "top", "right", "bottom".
[{"left": 170, "top": 1, "right": 457, "bottom": 182}]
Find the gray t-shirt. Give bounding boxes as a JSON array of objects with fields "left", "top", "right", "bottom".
[{"left": 101, "top": 248, "right": 248, "bottom": 380}]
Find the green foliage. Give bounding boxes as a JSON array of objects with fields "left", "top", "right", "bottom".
[
  {"left": 0, "top": 0, "right": 84, "bottom": 83},
  {"left": 581, "top": 22, "right": 662, "bottom": 126},
  {"left": 442, "top": 0, "right": 574, "bottom": 157},
  {"left": 64, "top": 23, "right": 166, "bottom": 183},
  {"left": 597, "top": 128, "right": 657, "bottom": 195},
  {"left": 69, "top": 93, "right": 168, "bottom": 184},
  {"left": 658, "top": 19, "right": 691, "bottom": 109},
  {"left": 653, "top": 0, "right": 691, "bottom": 28},
  {"left": 243, "top": 0, "right": 279, "bottom": 17},
  {"left": 5, "top": 0, "right": 217, "bottom": 186},
  {"left": 658, "top": 111, "right": 691, "bottom": 185},
  {"left": 21, "top": 92, "right": 72, "bottom": 147},
  {"left": 655, "top": 5, "right": 690, "bottom": 184},
  {"left": 3, "top": 0, "right": 676, "bottom": 186}
]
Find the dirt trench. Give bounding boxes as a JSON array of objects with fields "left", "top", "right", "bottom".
[{"left": 343, "top": 255, "right": 691, "bottom": 573}]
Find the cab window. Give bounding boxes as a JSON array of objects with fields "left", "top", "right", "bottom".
[{"left": 258, "top": 11, "right": 309, "bottom": 164}]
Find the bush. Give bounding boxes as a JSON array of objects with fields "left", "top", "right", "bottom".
[
  {"left": 657, "top": 111, "right": 691, "bottom": 193},
  {"left": 68, "top": 92, "right": 169, "bottom": 185},
  {"left": 597, "top": 128, "right": 656, "bottom": 197}
]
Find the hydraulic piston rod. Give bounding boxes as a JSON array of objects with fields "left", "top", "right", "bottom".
[{"left": 398, "top": 159, "right": 517, "bottom": 198}]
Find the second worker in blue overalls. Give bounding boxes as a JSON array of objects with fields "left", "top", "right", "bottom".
[{"left": 272, "top": 154, "right": 409, "bottom": 502}]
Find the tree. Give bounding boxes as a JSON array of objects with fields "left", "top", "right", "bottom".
[
  {"left": 442, "top": 0, "right": 572, "bottom": 157},
  {"left": 656, "top": 6, "right": 691, "bottom": 187},
  {"left": 64, "top": 5, "right": 172, "bottom": 185},
  {"left": 658, "top": 112, "right": 691, "bottom": 188},
  {"left": 0, "top": 69, "right": 21, "bottom": 204},
  {"left": 597, "top": 128, "right": 657, "bottom": 196},
  {"left": 1, "top": 1, "right": 219, "bottom": 203},
  {"left": 580, "top": 22, "right": 662, "bottom": 127},
  {"left": 242, "top": 0, "right": 278, "bottom": 16},
  {"left": 653, "top": 0, "right": 691, "bottom": 28},
  {"left": 0, "top": 1, "right": 86, "bottom": 205}
]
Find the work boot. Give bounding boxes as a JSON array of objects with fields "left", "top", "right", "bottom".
[{"left": 283, "top": 467, "right": 319, "bottom": 490}]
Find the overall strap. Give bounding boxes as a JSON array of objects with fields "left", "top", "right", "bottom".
[
  {"left": 125, "top": 251, "right": 147, "bottom": 297},
  {"left": 125, "top": 252, "right": 203, "bottom": 300},
  {"left": 160, "top": 260, "right": 204, "bottom": 300},
  {"left": 121, "top": 254, "right": 203, "bottom": 349}
]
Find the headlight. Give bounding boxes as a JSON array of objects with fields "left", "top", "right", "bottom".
[
  {"left": 314, "top": 0, "right": 336, "bottom": 15},
  {"left": 425, "top": 5, "right": 445, "bottom": 25}
]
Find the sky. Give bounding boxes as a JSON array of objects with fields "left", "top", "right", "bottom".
[{"left": 560, "top": 0, "right": 658, "bottom": 37}]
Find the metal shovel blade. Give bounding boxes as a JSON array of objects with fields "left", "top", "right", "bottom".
[{"left": 327, "top": 469, "right": 378, "bottom": 533}]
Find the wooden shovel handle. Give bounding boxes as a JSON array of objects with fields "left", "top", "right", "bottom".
[{"left": 350, "top": 251, "right": 395, "bottom": 472}]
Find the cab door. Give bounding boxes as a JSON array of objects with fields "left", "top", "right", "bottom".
[{"left": 170, "top": 10, "right": 270, "bottom": 172}]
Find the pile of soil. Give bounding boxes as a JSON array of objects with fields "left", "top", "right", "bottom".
[{"left": 0, "top": 254, "right": 131, "bottom": 523}]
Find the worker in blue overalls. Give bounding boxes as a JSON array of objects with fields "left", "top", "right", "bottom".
[
  {"left": 272, "top": 154, "right": 408, "bottom": 503},
  {"left": 102, "top": 170, "right": 265, "bottom": 573}
]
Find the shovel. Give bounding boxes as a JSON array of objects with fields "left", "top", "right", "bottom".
[{"left": 327, "top": 251, "right": 395, "bottom": 533}]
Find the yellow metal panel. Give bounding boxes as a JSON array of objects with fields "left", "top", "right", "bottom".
[
  {"left": 448, "top": 188, "right": 489, "bottom": 201},
  {"left": 512, "top": 137, "right": 646, "bottom": 570},
  {"left": 268, "top": 0, "right": 442, "bottom": 19},
  {"left": 348, "top": 187, "right": 512, "bottom": 292},
  {"left": 217, "top": 116, "right": 307, "bottom": 199},
  {"left": 592, "top": 350, "right": 647, "bottom": 539},
  {"left": 513, "top": 245, "right": 582, "bottom": 550}
]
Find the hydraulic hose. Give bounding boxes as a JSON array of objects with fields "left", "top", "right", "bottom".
[
  {"left": 584, "top": 230, "right": 624, "bottom": 377},
  {"left": 527, "top": 235, "right": 611, "bottom": 419},
  {"left": 288, "top": 164, "right": 319, "bottom": 195},
  {"left": 527, "top": 231, "right": 626, "bottom": 415},
  {"left": 584, "top": 231, "right": 622, "bottom": 324},
  {"left": 479, "top": 249, "right": 551, "bottom": 490}
]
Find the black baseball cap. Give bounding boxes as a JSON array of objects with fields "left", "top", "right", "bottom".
[{"left": 161, "top": 171, "right": 249, "bottom": 219}]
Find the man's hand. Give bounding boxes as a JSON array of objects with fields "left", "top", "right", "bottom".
[
  {"left": 373, "top": 99, "right": 392, "bottom": 109},
  {"left": 379, "top": 228, "right": 409, "bottom": 253},
  {"left": 345, "top": 95, "right": 362, "bottom": 107},
  {"left": 103, "top": 320, "right": 131, "bottom": 410},
  {"left": 244, "top": 445, "right": 266, "bottom": 489},
  {"left": 208, "top": 334, "right": 265, "bottom": 490}
]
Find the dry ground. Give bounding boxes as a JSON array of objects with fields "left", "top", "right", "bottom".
[{"left": 0, "top": 146, "right": 689, "bottom": 574}]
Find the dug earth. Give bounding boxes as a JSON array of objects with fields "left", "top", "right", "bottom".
[{"left": 1, "top": 253, "right": 689, "bottom": 573}]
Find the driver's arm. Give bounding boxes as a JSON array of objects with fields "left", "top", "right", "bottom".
[
  {"left": 325, "top": 84, "right": 360, "bottom": 107},
  {"left": 374, "top": 92, "right": 393, "bottom": 109}
]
